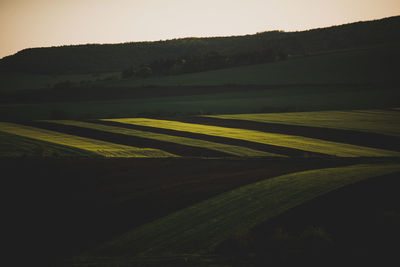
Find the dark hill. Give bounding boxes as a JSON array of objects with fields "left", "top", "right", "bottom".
[{"left": 0, "top": 16, "right": 399, "bottom": 74}]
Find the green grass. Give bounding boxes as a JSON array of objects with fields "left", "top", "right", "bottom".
[
  {"left": 82, "top": 163, "right": 400, "bottom": 259},
  {"left": 0, "top": 122, "right": 177, "bottom": 158},
  {"left": 44, "top": 120, "right": 282, "bottom": 157},
  {"left": 208, "top": 109, "right": 400, "bottom": 137},
  {"left": 1, "top": 85, "right": 399, "bottom": 121},
  {"left": 0, "top": 131, "right": 97, "bottom": 157},
  {"left": 0, "top": 72, "right": 119, "bottom": 93},
  {"left": 103, "top": 118, "right": 400, "bottom": 157},
  {"left": 1, "top": 44, "right": 399, "bottom": 121},
  {"left": 101, "top": 43, "right": 400, "bottom": 87}
]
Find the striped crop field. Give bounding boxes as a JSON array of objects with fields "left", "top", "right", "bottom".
[
  {"left": 207, "top": 109, "right": 400, "bottom": 137},
  {"left": 44, "top": 120, "right": 281, "bottom": 157},
  {"left": 82, "top": 163, "right": 400, "bottom": 259},
  {"left": 0, "top": 122, "right": 176, "bottom": 158},
  {"left": 0, "top": 131, "right": 97, "bottom": 157},
  {"left": 102, "top": 118, "right": 400, "bottom": 157}
]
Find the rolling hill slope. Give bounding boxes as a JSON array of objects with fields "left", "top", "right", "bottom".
[
  {"left": 77, "top": 163, "right": 400, "bottom": 264},
  {"left": 0, "top": 16, "right": 399, "bottom": 75},
  {"left": 100, "top": 42, "right": 400, "bottom": 88}
]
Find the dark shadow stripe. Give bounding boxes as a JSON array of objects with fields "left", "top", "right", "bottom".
[
  {"left": 2, "top": 157, "right": 363, "bottom": 265},
  {"left": 26, "top": 121, "right": 230, "bottom": 158},
  {"left": 171, "top": 116, "right": 400, "bottom": 152},
  {"left": 94, "top": 120, "right": 330, "bottom": 158}
]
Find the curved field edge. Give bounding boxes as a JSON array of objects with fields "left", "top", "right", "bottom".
[
  {"left": 42, "top": 120, "right": 282, "bottom": 158},
  {"left": 0, "top": 122, "right": 177, "bottom": 158},
  {"left": 0, "top": 131, "right": 97, "bottom": 157},
  {"left": 102, "top": 118, "right": 400, "bottom": 157},
  {"left": 206, "top": 109, "right": 400, "bottom": 137},
  {"left": 78, "top": 163, "right": 400, "bottom": 261}
]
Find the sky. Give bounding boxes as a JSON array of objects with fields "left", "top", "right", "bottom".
[{"left": 1, "top": 0, "right": 399, "bottom": 58}]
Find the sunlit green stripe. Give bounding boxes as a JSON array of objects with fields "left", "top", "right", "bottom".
[
  {"left": 0, "top": 122, "right": 177, "bottom": 158},
  {"left": 44, "top": 120, "right": 282, "bottom": 157},
  {"left": 103, "top": 118, "right": 400, "bottom": 157},
  {"left": 208, "top": 109, "right": 400, "bottom": 137}
]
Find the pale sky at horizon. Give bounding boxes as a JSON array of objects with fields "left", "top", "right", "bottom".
[{"left": 1, "top": 0, "right": 399, "bottom": 59}]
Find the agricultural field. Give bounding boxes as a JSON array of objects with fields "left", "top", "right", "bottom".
[
  {"left": 0, "top": 131, "right": 97, "bottom": 157},
  {"left": 0, "top": 122, "right": 176, "bottom": 158},
  {"left": 77, "top": 163, "right": 400, "bottom": 264},
  {"left": 43, "top": 120, "right": 279, "bottom": 157},
  {"left": 2, "top": 85, "right": 399, "bottom": 121},
  {"left": 103, "top": 118, "right": 400, "bottom": 157},
  {"left": 0, "top": 157, "right": 358, "bottom": 264},
  {"left": 2, "top": 113, "right": 400, "bottom": 266},
  {"left": 3, "top": 109, "right": 398, "bottom": 159},
  {"left": 208, "top": 109, "right": 400, "bottom": 137}
]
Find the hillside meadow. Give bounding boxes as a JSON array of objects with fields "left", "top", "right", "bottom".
[
  {"left": 75, "top": 163, "right": 400, "bottom": 265},
  {"left": 1, "top": 42, "right": 399, "bottom": 121},
  {"left": 100, "top": 43, "right": 400, "bottom": 88},
  {"left": 1, "top": 85, "right": 399, "bottom": 121},
  {"left": 208, "top": 109, "right": 400, "bottom": 137}
]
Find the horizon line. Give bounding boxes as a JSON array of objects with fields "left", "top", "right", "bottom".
[{"left": 2, "top": 14, "right": 399, "bottom": 60}]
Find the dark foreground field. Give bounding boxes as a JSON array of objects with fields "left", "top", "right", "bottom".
[
  {"left": 218, "top": 170, "right": 400, "bottom": 267},
  {"left": 2, "top": 157, "right": 399, "bottom": 266}
]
